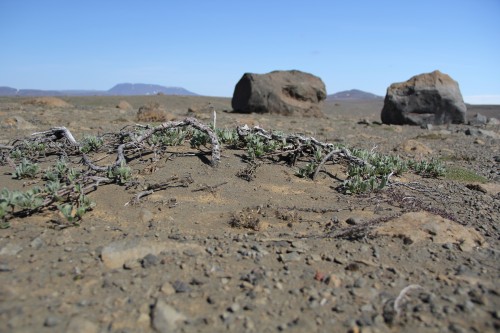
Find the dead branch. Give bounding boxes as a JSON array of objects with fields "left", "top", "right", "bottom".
[
  {"left": 394, "top": 284, "right": 423, "bottom": 316},
  {"left": 192, "top": 181, "right": 228, "bottom": 193},
  {"left": 125, "top": 175, "right": 194, "bottom": 206},
  {"left": 29, "top": 118, "right": 220, "bottom": 172},
  {"left": 237, "top": 124, "right": 336, "bottom": 150},
  {"left": 237, "top": 124, "right": 369, "bottom": 178}
]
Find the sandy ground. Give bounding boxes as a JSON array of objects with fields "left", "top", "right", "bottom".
[{"left": 0, "top": 96, "right": 499, "bottom": 333}]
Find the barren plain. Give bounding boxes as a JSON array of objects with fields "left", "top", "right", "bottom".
[{"left": 0, "top": 95, "right": 499, "bottom": 333}]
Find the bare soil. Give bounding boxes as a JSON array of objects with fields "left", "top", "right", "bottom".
[{"left": 0, "top": 96, "right": 499, "bottom": 333}]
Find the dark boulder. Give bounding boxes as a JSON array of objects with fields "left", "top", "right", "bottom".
[
  {"left": 231, "top": 70, "right": 326, "bottom": 117},
  {"left": 381, "top": 70, "right": 467, "bottom": 125}
]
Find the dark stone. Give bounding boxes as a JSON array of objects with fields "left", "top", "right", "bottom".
[
  {"left": 381, "top": 70, "right": 467, "bottom": 126},
  {"left": 231, "top": 70, "right": 326, "bottom": 117},
  {"left": 141, "top": 253, "right": 159, "bottom": 268},
  {"left": 346, "top": 217, "right": 362, "bottom": 225},
  {"left": 44, "top": 316, "right": 60, "bottom": 327},
  {"left": 172, "top": 280, "right": 190, "bottom": 293}
]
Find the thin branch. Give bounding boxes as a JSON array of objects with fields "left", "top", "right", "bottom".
[
  {"left": 29, "top": 118, "right": 221, "bottom": 172},
  {"left": 125, "top": 175, "right": 194, "bottom": 206},
  {"left": 192, "top": 181, "right": 228, "bottom": 193},
  {"left": 394, "top": 284, "right": 423, "bottom": 316},
  {"left": 312, "top": 149, "right": 342, "bottom": 180}
]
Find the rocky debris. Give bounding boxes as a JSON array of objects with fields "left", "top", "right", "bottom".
[
  {"left": 381, "top": 70, "right": 467, "bottom": 125},
  {"left": 487, "top": 117, "right": 500, "bottom": 125},
  {"left": 152, "top": 299, "right": 186, "bottom": 333},
  {"left": 231, "top": 70, "right": 326, "bottom": 117},
  {"left": 22, "top": 96, "right": 72, "bottom": 108},
  {"left": 374, "top": 211, "right": 487, "bottom": 251},
  {"left": 469, "top": 113, "right": 488, "bottom": 126},
  {"left": 465, "top": 128, "right": 500, "bottom": 139},
  {"left": 137, "top": 102, "right": 176, "bottom": 122}
]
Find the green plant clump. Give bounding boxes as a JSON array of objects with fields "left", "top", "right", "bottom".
[
  {"left": 58, "top": 193, "right": 95, "bottom": 223},
  {"left": 80, "top": 135, "right": 104, "bottom": 153},
  {"left": 14, "top": 158, "right": 40, "bottom": 179},
  {"left": 108, "top": 162, "right": 132, "bottom": 185},
  {"left": 409, "top": 158, "right": 446, "bottom": 178}
]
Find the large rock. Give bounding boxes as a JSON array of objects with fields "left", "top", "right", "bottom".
[
  {"left": 231, "top": 70, "right": 326, "bottom": 117},
  {"left": 381, "top": 70, "right": 467, "bottom": 125}
]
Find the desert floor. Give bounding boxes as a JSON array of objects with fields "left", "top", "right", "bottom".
[{"left": 0, "top": 95, "right": 499, "bottom": 333}]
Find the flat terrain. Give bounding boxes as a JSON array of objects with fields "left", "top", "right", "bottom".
[{"left": 0, "top": 96, "right": 499, "bottom": 333}]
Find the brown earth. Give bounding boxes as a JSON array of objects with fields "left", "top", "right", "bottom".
[
  {"left": 0, "top": 96, "right": 499, "bottom": 333},
  {"left": 21, "top": 96, "right": 73, "bottom": 108}
]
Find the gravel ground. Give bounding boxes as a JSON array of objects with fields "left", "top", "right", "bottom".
[{"left": 0, "top": 96, "right": 499, "bottom": 333}]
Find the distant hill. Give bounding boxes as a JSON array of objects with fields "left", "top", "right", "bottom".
[
  {"left": 0, "top": 83, "right": 197, "bottom": 97},
  {"left": 107, "top": 83, "right": 196, "bottom": 96},
  {"left": 327, "top": 89, "right": 383, "bottom": 101},
  {"left": 0, "top": 87, "right": 19, "bottom": 96}
]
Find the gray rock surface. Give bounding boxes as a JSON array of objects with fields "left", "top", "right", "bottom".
[
  {"left": 231, "top": 70, "right": 326, "bottom": 116},
  {"left": 381, "top": 70, "right": 467, "bottom": 125}
]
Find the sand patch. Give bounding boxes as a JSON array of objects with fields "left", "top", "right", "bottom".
[{"left": 374, "top": 211, "right": 486, "bottom": 251}]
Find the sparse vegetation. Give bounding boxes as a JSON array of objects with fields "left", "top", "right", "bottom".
[
  {"left": 13, "top": 158, "right": 40, "bottom": 179},
  {"left": 0, "top": 118, "right": 448, "bottom": 225},
  {"left": 444, "top": 166, "right": 488, "bottom": 183},
  {"left": 229, "top": 207, "right": 262, "bottom": 231}
]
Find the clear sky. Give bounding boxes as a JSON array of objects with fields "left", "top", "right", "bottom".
[{"left": 1, "top": 0, "right": 499, "bottom": 104}]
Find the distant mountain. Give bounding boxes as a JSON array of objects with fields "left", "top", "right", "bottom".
[
  {"left": 327, "top": 89, "right": 383, "bottom": 101},
  {"left": 108, "top": 83, "right": 196, "bottom": 96},
  {"left": 0, "top": 83, "right": 197, "bottom": 97},
  {"left": 0, "top": 87, "right": 18, "bottom": 96}
]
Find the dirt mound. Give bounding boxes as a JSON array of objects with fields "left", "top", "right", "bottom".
[
  {"left": 116, "top": 100, "right": 132, "bottom": 110},
  {"left": 374, "top": 211, "right": 487, "bottom": 251},
  {"left": 137, "top": 102, "right": 176, "bottom": 122},
  {"left": 0, "top": 116, "right": 36, "bottom": 130},
  {"left": 22, "top": 97, "right": 72, "bottom": 108}
]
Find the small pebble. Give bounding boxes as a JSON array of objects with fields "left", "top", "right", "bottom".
[
  {"left": 44, "top": 316, "right": 59, "bottom": 327},
  {"left": 141, "top": 254, "right": 159, "bottom": 268},
  {"left": 172, "top": 280, "right": 190, "bottom": 293},
  {"left": 346, "top": 217, "right": 362, "bottom": 226}
]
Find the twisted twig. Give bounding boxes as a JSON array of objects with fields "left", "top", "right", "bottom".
[{"left": 29, "top": 118, "right": 220, "bottom": 171}]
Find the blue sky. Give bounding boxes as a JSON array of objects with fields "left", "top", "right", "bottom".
[{"left": 1, "top": 0, "right": 499, "bottom": 104}]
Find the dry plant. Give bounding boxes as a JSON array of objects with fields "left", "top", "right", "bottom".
[{"left": 1, "top": 119, "right": 445, "bottom": 226}]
